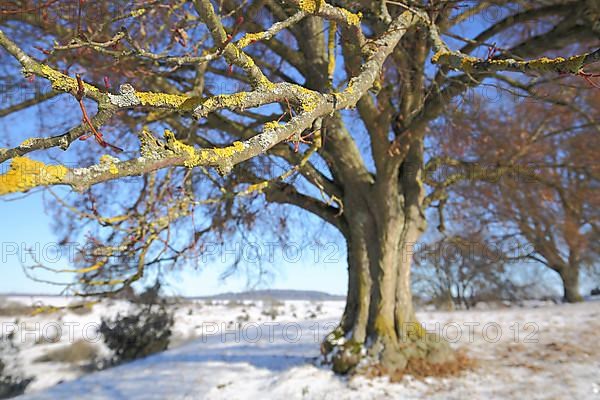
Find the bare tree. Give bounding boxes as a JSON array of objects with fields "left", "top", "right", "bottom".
[
  {"left": 433, "top": 81, "right": 600, "bottom": 303},
  {"left": 0, "top": 0, "right": 598, "bottom": 375},
  {"left": 412, "top": 234, "right": 527, "bottom": 310}
]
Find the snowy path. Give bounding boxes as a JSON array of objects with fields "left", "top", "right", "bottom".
[{"left": 13, "top": 300, "right": 600, "bottom": 399}]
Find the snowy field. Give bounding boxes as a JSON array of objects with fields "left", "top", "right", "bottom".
[{"left": 1, "top": 296, "right": 599, "bottom": 399}]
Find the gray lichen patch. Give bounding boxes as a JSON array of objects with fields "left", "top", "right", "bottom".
[{"left": 108, "top": 84, "right": 141, "bottom": 108}]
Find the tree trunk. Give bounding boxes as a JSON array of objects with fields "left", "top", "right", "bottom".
[
  {"left": 322, "top": 148, "right": 455, "bottom": 374},
  {"left": 559, "top": 266, "right": 583, "bottom": 303}
]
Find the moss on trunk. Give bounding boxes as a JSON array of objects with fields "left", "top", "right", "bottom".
[{"left": 323, "top": 217, "right": 456, "bottom": 375}]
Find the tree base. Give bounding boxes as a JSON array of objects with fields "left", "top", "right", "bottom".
[
  {"left": 322, "top": 329, "right": 457, "bottom": 376},
  {"left": 365, "top": 348, "right": 474, "bottom": 382},
  {"left": 563, "top": 288, "right": 583, "bottom": 303}
]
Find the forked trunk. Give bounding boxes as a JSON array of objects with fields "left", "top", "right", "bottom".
[{"left": 322, "top": 155, "right": 455, "bottom": 374}]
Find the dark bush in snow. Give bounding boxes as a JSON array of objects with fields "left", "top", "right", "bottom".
[
  {"left": 100, "top": 303, "right": 174, "bottom": 364},
  {"left": 0, "top": 361, "right": 32, "bottom": 399},
  {"left": 0, "top": 335, "right": 33, "bottom": 399}
]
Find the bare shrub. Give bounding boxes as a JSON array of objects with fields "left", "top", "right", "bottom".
[{"left": 412, "top": 235, "right": 530, "bottom": 309}]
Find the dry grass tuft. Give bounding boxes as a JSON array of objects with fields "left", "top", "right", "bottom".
[
  {"left": 393, "top": 350, "right": 476, "bottom": 381},
  {"left": 365, "top": 349, "right": 476, "bottom": 382},
  {"left": 34, "top": 340, "right": 98, "bottom": 365},
  {"left": 0, "top": 299, "right": 35, "bottom": 316}
]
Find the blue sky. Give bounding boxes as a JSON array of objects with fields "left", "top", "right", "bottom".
[
  {"left": 0, "top": 15, "right": 353, "bottom": 297},
  {"left": 0, "top": 190, "right": 349, "bottom": 296}
]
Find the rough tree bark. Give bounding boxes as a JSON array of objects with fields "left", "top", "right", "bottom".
[{"left": 321, "top": 143, "right": 454, "bottom": 373}]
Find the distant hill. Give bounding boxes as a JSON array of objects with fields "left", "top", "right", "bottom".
[
  {"left": 0, "top": 293, "right": 64, "bottom": 298},
  {"left": 2, "top": 289, "right": 346, "bottom": 302},
  {"left": 192, "top": 289, "right": 345, "bottom": 301}
]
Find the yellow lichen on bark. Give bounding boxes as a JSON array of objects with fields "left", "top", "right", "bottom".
[
  {"left": 263, "top": 121, "right": 281, "bottom": 131},
  {"left": 373, "top": 315, "right": 397, "bottom": 340},
  {"left": 162, "top": 128, "right": 245, "bottom": 168},
  {"left": 84, "top": 278, "right": 125, "bottom": 286},
  {"left": 130, "top": 8, "right": 146, "bottom": 17},
  {"left": 163, "top": 129, "right": 204, "bottom": 167},
  {"left": 59, "top": 261, "right": 105, "bottom": 274},
  {"left": 99, "top": 155, "right": 119, "bottom": 175},
  {"left": 431, "top": 50, "right": 451, "bottom": 64},
  {"left": 20, "top": 138, "right": 35, "bottom": 147},
  {"left": 136, "top": 92, "right": 202, "bottom": 111},
  {"left": 520, "top": 57, "right": 558, "bottom": 72},
  {"left": 460, "top": 56, "right": 479, "bottom": 72},
  {"left": 297, "top": 87, "right": 321, "bottom": 112},
  {"left": 38, "top": 65, "right": 98, "bottom": 94},
  {"left": 0, "top": 157, "right": 67, "bottom": 195},
  {"left": 242, "top": 181, "right": 270, "bottom": 194},
  {"left": 523, "top": 55, "right": 587, "bottom": 73},
  {"left": 340, "top": 9, "right": 362, "bottom": 26},
  {"left": 200, "top": 92, "right": 249, "bottom": 112},
  {"left": 328, "top": 22, "right": 337, "bottom": 81},
  {"left": 257, "top": 76, "right": 277, "bottom": 90},
  {"left": 237, "top": 32, "right": 264, "bottom": 49},
  {"left": 298, "top": 0, "right": 322, "bottom": 13},
  {"left": 432, "top": 51, "right": 587, "bottom": 75},
  {"left": 342, "top": 80, "right": 355, "bottom": 98},
  {"left": 208, "top": 141, "right": 245, "bottom": 161}
]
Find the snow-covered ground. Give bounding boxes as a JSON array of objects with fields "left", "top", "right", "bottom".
[{"left": 2, "top": 296, "right": 599, "bottom": 399}]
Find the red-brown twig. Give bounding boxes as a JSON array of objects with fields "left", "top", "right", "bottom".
[
  {"left": 578, "top": 70, "right": 600, "bottom": 89},
  {"left": 275, "top": 97, "right": 313, "bottom": 152},
  {"left": 75, "top": 74, "right": 122, "bottom": 152},
  {"left": 486, "top": 43, "right": 497, "bottom": 60},
  {"left": 287, "top": 129, "right": 315, "bottom": 153},
  {"left": 217, "top": 16, "right": 244, "bottom": 55}
]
